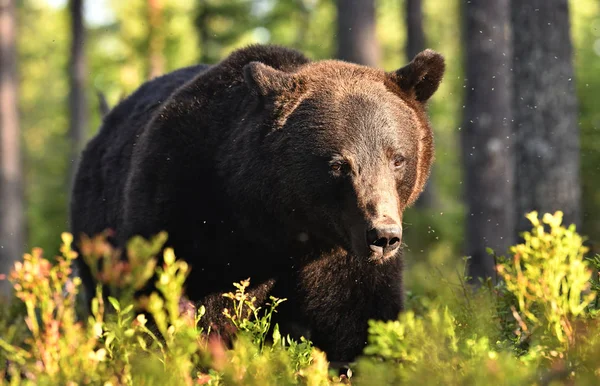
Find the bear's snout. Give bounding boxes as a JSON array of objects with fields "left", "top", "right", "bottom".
[
  {"left": 366, "top": 222, "right": 402, "bottom": 261},
  {"left": 349, "top": 216, "right": 403, "bottom": 262}
]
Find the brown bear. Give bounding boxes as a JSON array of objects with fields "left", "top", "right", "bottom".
[{"left": 70, "top": 44, "right": 444, "bottom": 362}]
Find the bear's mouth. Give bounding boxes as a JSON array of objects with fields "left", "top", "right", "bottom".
[{"left": 366, "top": 247, "right": 401, "bottom": 264}]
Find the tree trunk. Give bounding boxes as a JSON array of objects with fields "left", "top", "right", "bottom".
[
  {"left": 68, "top": 0, "right": 88, "bottom": 193},
  {"left": 406, "top": 0, "right": 425, "bottom": 60},
  {"left": 406, "top": 0, "right": 436, "bottom": 209},
  {"left": 336, "top": 0, "right": 379, "bottom": 66},
  {"left": 147, "top": 0, "right": 164, "bottom": 79},
  {"left": 0, "top": 0, "right": 25, "bottom": 298},
  {"left": 462, "top": 0, "right": 515, "bottom": 282},
  {"left": 512, "top": 0, "right": 580, "bottom": 234}
]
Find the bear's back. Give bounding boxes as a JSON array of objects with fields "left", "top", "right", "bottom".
[
  {"left": 70, "top": 64, "right": 208, "bottom": 243},
  {"left": 72, "top": 45, "right": 313, "bottom": 243}
]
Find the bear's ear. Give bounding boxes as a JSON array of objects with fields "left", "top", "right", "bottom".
[
  {"left": 388, "top": 49, "right": 445, "bottom": 103},
  {"left": 243, "top": 61, "right": 295, "bottom": 97}
]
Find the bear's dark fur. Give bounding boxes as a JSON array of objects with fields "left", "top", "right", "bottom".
[{"left": 71, "top": 45, "right": 445, "bottom": 362}]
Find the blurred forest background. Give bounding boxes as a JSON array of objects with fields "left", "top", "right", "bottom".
[{"left": 0, "top": 0, "right": 599, "bottom": 296}]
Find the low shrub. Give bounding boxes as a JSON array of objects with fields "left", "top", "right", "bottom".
[{"left": 1, "top": 211, "right": 599, "bottom": 385}]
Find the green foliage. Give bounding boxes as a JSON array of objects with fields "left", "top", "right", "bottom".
[
  {"left": 3, "top": 212, "right": 600, "bottom": 385},
  {"left": 105, "top": 0, "right": 199, "bottom": 92},
  {"left": 195, "top": 0, "right": 255, "bottom": 64},
  {"left": 222, "top": 278, "right": 286, "bottom": 352},
  {"left": 497, "top": 211, "right": 594, "bottom": 348},
  {"left": 221, "top": 278, "right": 315, "bottom": 375},
  {"left": 355, "top": 307, "right": 539, "bottom": 385},
  {"left": 0, "top": 233, "right": 105, "bottom": 384},
  {"left": 194, "top": 0, "right": 336, "bottom": 63},
  {"left": 18, "top": 1, "right": 70, "bottom": 254},
  {"left": 0, "top": 231, "right": 331, "bottom": 385}
]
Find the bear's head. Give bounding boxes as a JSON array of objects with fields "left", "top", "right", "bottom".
[{"left": 243, "top": 50, "right": 445, "bottom": 263}]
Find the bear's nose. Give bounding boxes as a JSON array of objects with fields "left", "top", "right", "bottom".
[{"left": 366, "top": 225, "right": 402, "bottom": 255}]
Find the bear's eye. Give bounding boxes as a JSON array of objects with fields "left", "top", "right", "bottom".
[
  {"left": 393, "top": 156, "right": 406, "bottom": 169},
  {"left": 330, "top": 162, "right": 344, "bottom": 172}
]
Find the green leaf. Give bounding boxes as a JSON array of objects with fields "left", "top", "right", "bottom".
[
  {"left": 108, "top": 297, "right": 120, "bottom": 312},
  {"left": 272, "top": 324, "right": 282, "bottom": 347}
]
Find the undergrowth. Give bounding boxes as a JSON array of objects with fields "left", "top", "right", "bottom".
[{"left": 1, "top": 211, "right": 600, "bottom": 385}]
